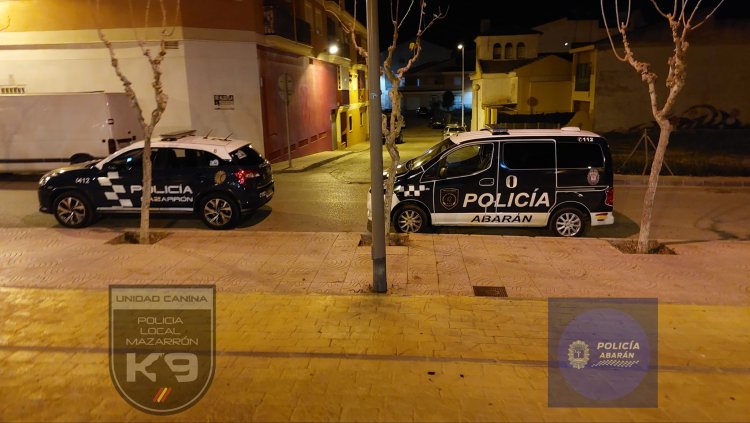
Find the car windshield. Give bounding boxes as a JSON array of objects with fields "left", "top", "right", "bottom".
[{"left": 411, "top": 138, "right": 454, "bottom": 169}]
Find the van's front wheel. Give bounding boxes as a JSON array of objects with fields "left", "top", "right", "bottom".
[
  {"left": 549, "top": 208, "right": 588, "bottom": 237},
  {"left": 394, "top": 204, "right": 429, "bottom": 233}
]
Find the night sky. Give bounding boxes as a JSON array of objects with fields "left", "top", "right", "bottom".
[{"left": 356, "top": 0, "right": 743, "bottom": 49}]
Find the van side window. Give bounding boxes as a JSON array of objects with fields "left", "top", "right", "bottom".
[
  {"left": 442, "top": 143, "right": 493, "bottom": 178},
  {"left": 502, "top": 142, "right": 555, "bottom": 169},
  {"left": 557, "top": 143, "right": 604, "bottom": 168}
]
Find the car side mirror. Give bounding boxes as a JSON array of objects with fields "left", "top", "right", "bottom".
[{"left": 439, "top": 167, "right": 448, "bottom": 178}]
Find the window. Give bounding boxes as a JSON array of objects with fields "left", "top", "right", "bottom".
[
  {"left": 575, "top": 62, "right": 592, "bottom": 91},
  {"left": 516, "top": 42, "right": 526, "bottom": 59},
  {"left": 441, "top": 143, "right": 493, "bottom": 178},
  {"left": 154, "top": 148, "right": 225, "bottom": 169},
  {"left": 349, "top": 116, "right": 353, "bottom": 131},
  {"left": 231, "top": 145, "right": 264, "bottom": 166},
  {"left": 502, "top": 142, "right": 555, "bottom": 169},
  {"left": 556, "top": 143, "right": 604, "bottom": 168},
  {"left": 492, "top": 43, "right": 502, "bottom": 59},
  {"left": 504, "top": 43, "right": 514, "bottom": 60},
  {"left": 107, "top": 149, "right": 145, "bottom": 170}
]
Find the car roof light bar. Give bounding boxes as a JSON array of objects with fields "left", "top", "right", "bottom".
[
  {"left": 160, "top": 129, "right": 197, "bottom": 141},
  {"left": 483, "top": 124, "right": 509, "bottom": 135}
]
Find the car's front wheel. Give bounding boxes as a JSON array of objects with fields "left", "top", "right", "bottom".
[
  {"left": 394, "top": 204, "right": 429, "bottom": 233},
  {"left": 199, "top": 193, "right": 240, "bottom": 230},
  {"left": 53, "top": 192, "right": 94, "bottom": 228},
  {"left": 549, "top": 207, "right": 588, "bottom": 237}
]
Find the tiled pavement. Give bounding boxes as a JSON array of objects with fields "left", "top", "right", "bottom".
[{"left": 0, "top": 228, "right": 749, "bottom": 421}]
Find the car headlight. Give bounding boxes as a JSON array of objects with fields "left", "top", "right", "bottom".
[{"left": 39, "top": 172, "right": 57, "bottom": 187}]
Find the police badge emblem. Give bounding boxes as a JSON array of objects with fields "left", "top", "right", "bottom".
[
  {"left": 567, "top": 340, "right": 590, "bottom": 369},
  {"left": 440, "top": 188, "right": 459, "bottom": 210},
  {"left": 110, "top": 285, "right": 215, "bottom": 415},
  {"left": 587, "top": 169, "right": 600, "bottom": 185}
]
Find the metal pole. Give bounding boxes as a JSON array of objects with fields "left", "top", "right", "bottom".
[
  {"left": 284, "top": 73, "right": 292, "bottom": 168},
  {"left": 366, "top": 0, "right": 387, "bottom": 293}
]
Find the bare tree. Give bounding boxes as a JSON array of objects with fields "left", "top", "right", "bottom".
[
  {"left": 93, "top": 0, "right": 180, "bottom": 244},
  {"left": 326, "top": 0, "right": 446, "bottom": 240},
  {"left": 601, "top": 0, "right": 724, "bottom": 253}
]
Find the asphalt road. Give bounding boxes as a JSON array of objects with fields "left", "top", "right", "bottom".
[{"left": 1, "top": 126, "right": 748, "bottom": 240}]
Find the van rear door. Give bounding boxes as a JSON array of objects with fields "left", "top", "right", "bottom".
[{"left": 105, "top": 93, "right": 145, "bottom": 153}]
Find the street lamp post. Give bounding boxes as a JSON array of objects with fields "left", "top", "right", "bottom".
[{"left": 457, "top": 44, "right": 465, "bottom": 128}]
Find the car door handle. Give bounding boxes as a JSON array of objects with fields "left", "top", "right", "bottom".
[{"left": 479, "top": 178, "right": 495, "bottom": 187}]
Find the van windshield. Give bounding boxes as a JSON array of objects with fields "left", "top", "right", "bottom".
[{"left": 411, "top": 139, "right": 454, "bottom": 169}]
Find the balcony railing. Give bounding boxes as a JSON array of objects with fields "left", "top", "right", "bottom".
[{"left": 263, "top": 4, "right": 311, "bottom": 46}]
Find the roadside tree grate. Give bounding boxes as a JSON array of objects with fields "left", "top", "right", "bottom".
[{"left": 472, "top": 286, "right": 508, "bottom": 297}]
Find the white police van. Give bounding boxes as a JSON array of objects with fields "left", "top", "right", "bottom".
[{"left": 371, "top": 125, "right": 614, "bottom": 237}]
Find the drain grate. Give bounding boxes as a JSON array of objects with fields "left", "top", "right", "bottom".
[{"left": 472, "top": 286, "right": 508, "bottom": 297}]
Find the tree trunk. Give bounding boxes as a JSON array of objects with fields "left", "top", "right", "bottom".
[
  {"left": 139, "top": 135, "right": 153, "bottom": 244},
  {"left": 637, "top": 120, "right": 672, "bottom": 253},
  {"left": 383, "top": 87, "right": 402, "bottom": 241}
]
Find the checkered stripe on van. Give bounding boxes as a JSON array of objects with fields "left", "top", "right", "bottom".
[
  {"left": 97, "top": 172, "right": 134, "bottom": 207},
  {"left": 401, "top": 184, "right": 430, "bottom": 197}
]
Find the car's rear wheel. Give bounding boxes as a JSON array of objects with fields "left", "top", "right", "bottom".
[
  {"left": 53, "top": 192, "right": 94, "bottom": 228},
  {"left": 394, "top": 204, "right": 429, "bottom": 233},
  {"left": 199, "top": 193, "right": 239, "bottom": 230},
  {"left": 549, "top": 207, "right": 588, "bottom": 237}
]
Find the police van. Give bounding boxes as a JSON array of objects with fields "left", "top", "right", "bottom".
[
  {"left": 371, "top": 125, "right": 614, "bottom": 237},
  {"left": 38, "top": 130, "right": 274, "bottom": 230}
]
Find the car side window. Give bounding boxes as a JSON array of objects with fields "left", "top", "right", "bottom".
[
  {"left": 441, "top": 143, "right": 493, "bottom": 178},
  {"left": 107, "top": 149, "right": 144, "bottom": 171}
]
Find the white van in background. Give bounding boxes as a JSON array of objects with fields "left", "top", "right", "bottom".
[{"left": 0, "top": 92, "right": 145, "bottom": 173}]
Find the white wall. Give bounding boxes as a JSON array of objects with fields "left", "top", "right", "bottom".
[
  {"left": 0, "top": 41, "right": 192, "bottom": 136},
  {"left": 182, "top": 40, "right": 265, "bottom": 155}
]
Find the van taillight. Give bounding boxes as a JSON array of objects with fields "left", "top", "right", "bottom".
[
  {"left": 234, "top": 169, "right": 260, "bottom": 186},
  {"left": 605, "top": 187, "right": 614, "bottom": 206}
]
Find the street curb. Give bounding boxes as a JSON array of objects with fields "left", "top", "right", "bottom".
[
  {"left": 614, "top": 174, "right": 750, "bottom": 187},
  {"left": 273, "top": 151, "right": 355, "bottom": 174}
]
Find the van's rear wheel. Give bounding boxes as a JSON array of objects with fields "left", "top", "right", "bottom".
[
  {"left": 550, "top": 208, "right": 587, "bottom": 237},
  {"left": 394, "top": 204, "right": 429, "bottom": 233}
]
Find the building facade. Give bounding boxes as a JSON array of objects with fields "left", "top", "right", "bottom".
[
  {"left": 0, "top": 0, "right": 369, "bottom": 162},
  {"left": 469, "top": 18, "right": 604, "bottom": 131},
  {"left": 570, "top": 19, "right": 750, "bottom": 133}
]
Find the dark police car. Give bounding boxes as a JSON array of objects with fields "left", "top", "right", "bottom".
[
  {"left": 368, "top": 125, "right": 614, "bottom": 237},
  {"left": 38, "top": 130, "right": 274, "bottom": 230}
]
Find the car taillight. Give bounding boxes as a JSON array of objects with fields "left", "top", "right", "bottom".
[
  {"left": 235, "top": 169, "right": 260, "bottom": 186},
  {"left": 605, "top": 186, "right": 614, "bottom": 206}
]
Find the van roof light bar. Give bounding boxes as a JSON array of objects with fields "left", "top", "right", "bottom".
[
  {"left": 160, "top": 129, "right": 196, "bottom": 141},
  {"left": 483, "top": 124, "right": 509, "bottom": 135}
]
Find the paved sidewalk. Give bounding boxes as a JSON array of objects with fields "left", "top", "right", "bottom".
[
  {"left": 0, "top": 228, "right": 747, "bottom": 305},
  {"left": 0, "top": 228, "right": 749, "bottom": 421}
]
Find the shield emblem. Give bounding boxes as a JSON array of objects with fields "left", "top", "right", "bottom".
[
  {"left": 110, "top": 285, "right": 215, "bottom": 415},
  {"left": 440, "top": 188, "right": 459, "bottom": 210}
]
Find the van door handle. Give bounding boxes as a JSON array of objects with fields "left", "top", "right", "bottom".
[{"left": 479, "top": 178, "right": 495, "bottom": 187}]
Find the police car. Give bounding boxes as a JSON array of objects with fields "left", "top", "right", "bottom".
[
  {"left": 369, "top": 125, "right": 614, "bottom": 237},
  {"left": 38, "top": 130, "right": 274, "bottom": 230}
]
